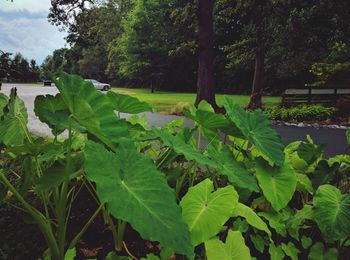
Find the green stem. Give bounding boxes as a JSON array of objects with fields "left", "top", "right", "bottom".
[
  {"left": 0, "top": 171, "right": 60, "bottom": 259},
  {"left": 156, "top": 148, "right": 171, "bottom": 169},
  {"left": 57, "top": 117, "right": 73, "bottom": 259},
  {"left": 106, "top": 213, "right": 119, "bottom": 251},
  {"left": 340, "top": 236, "right": 350, "bottom": 250},
  {"left": 116, "top": 220, "right": 127, "bottom": 251},
  {"left": 176, "top": 167, "right": 189, "bottom": 201},
  {"left": 57, "top": 180, "right": 69, "bottom": 259},
  {"left": 197, "top": 128, "right": 201, "bottom": 150},
  {"left": 17, "top": 115, "right": 32, "bottom": 144},
  {"left": 68, "top": 203, "right": 104, "bottom": 249}
]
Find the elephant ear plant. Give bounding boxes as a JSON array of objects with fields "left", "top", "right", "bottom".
[
  {"left": 0, "top": 73, "right": 193, "bottom": 259},
  {"left": 1, "top": 73, "right": 350, "bottom": 259}
]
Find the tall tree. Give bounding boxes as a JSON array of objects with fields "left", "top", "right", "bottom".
[
  {"left": 112, "top": 0, "right": 174, "bottom": 91},
  {"left": 0, "top": 50, "right": 12, "bottom": 82},
  {"left": 195, "top": 0, "right": 218, "bottom": 109}
]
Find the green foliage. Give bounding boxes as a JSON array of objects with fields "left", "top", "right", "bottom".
[
  {"left": 266, "top": 105, "right": 338, "bottom": 122},
  {"left": 115, "top": 0, "right": 174, "bottom": 84},
  {"left": 313, "top": 185, "right": 350, "bottom": 240},
  {"left": 0, "top": 93, "right": 9, "bottom": 117},
  {"left": 55, "top": 73, "right": 129, "bottom": 150},
  {"left": 232, "top": 203, "right": 271, "bottom": 236},
  {"left": 0, "top": 88, "right": 29, "bottom": 146},
  {"left": 308, "top": 243, "right": 338, "bottom": 260},
  {"left": 152, "top": 128, "right": 216, "bottom": 168},
  {"left": 208, "top": 146, "right": 259, "bottom": 192},
  {"left": 107, "top": 91, "right": 153, "bottom": 114},
  {"left": 205, "top": 230, "right": 251, "bottom": 260},
  {"left": 269, "top": 243, "right": 285, "bottom": 260},
  {"left": 308, "top": 62, "right": 350, "bottom": 88},
  {"left": 34, "top": 94, "right": 84, "bottom": 135},
  {"left": 224, "top": 97, "right": 284, "bottom": 166},
  {"left": 84, "top": 140, "right": 193, "bottom": 256},
  {"left": 255, "top": 159, "right": 296, "bottom": 211},
  {"left": 1, "top": 73, "right": 349, "bottom": 259},
  {"left": 180, "top": 179, "right": 238, "bottom": 246}
]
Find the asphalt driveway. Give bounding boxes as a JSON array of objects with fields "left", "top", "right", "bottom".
[{"left": 1, "top": 83, "right": 348, "bottom": 157}]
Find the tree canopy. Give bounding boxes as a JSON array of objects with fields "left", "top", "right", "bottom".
[{"left": 34, "top": 0, "right": 350, "bottom": 106}]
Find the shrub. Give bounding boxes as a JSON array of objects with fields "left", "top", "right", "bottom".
[
  {"left": 266, "top": 105, "right": 338, "bottom": 121},
  {"left": 170, "top": 101, "right": 190, "bottom": 115}
]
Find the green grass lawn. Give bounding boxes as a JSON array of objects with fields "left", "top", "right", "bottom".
[{"left": 112, "top": 87, "right": 281, "bottom": 113}]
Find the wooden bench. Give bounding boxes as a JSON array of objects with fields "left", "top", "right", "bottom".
[{"left": 282, "top": 87, "right": 350, "bottom": 107}]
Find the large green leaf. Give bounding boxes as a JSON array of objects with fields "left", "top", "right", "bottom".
[
  {"left": 255, "top": 159, "right": 297, "bottom": 211},
  {"left": 313, "top": 185, "right": 350, "bottom": 239},
  {"left": 223, "top": 97, "right": 284, "bottom": 166},
  {"left": 258, "top": 211, "right": 287, "bottom": 236},
  {"left": 185, "top": 101, "right": 230, "bottom": 131},
  {"left": 205, "top": 230, "right": 251, "bottom": 260},
  {"left": 208, "top": 146, "right": 259, "bottom": 192},
  {"left": 308, "top": 243, "right": 338, "bottom": 260},
  {"left": 0, "top": 93, "right": 8, "bottom": 117},
  {"left": 107, "top": 91, "right": 153, "bottom": 114},
  {"left": 0, "top": 88, "right": 29, "bottom": 145},
  {"left": 35, "top": 153, "right": 84, "bottom": 192},
  {"left": 152, "top": 128, "right": 216, "bottom": 168},
  {"left": 287, "top": 205, "right": 313, "bottom": 239},
  {"left": 55, "top": 73, "right": 129, "bottom": 150},
  {"left": 185, "top": 101, "right": 243, "bottom": 142},
  {"left": 34, "top": 94, "right": 84, "bottom": 135},
  {"left": 281, "top": 242, "right": 300, "bottom": 260},
  {"left": 232, "top": 203, "right": 271, "bottom": 236},
  {"left": 269, "top": 243, "right": 285, "bottom": 260},
  {"left": 180, "top": 179, "right": 238, "bottom": 246},
  {"left": 84, "top": 140, "right": 192, "bottom": 257}
]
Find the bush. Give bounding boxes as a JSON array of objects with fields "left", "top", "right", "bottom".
[
  {"left": 266, "top": 105, "right": 338, "bottom": 121},
  {"left": 170, "top": 101, "right": 190, "bottom": 115}
]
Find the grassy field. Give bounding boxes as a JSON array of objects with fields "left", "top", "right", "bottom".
[
  {"left": 112, "top": 87, "right": 281, "bottom": 113},
  {"left": 7, "top": 82, "right": 43, "bottom": 86}
]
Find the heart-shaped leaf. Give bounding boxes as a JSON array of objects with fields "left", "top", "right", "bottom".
[
  {"left": 0, "top": 88, "right": 28, "bottom": 145},
  {"left": 224, "top": 97, "right": 284, "bottom": 166},
  {"left": 232, "top": 203, "right": 271, "bottom": 236},
  {"left": 208, "top": 146, "right": 259, "bottom": 192},
  {"left": 313, "top": 185, "right": 350, "bottom": 239},
  {"left": 55, "top": 73, "right": 129, "bottom": 150},
  {"left": 180, "top": 179, "right": 238, "bottom": 246},
  {"left": 0, "top": 93, "right": 8, "bottom": 117},
  {"left": 107, "top": 91, "right": 153, "bottom": 114},
  {"left": 153, "top": 128, "right": 216, "bottom": 168},
  {"left": 84, "top": 140, "right": 192, "bottom": 257},
  {"left": 205, "top": 230, "right": 251, "bottom": 260},
  {"left": 34, "top": 94, "right": 85, "bottom": 135},
  {"left": 255, "top": 159, "right": 296, "bottom": 211}
]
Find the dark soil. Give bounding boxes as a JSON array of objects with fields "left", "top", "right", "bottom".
[
  {"left": 1, "top": 183, "right": 349, "bottom": 259},
  {"left": 0, "top": 184, "right": 160, "bottom": 260}
]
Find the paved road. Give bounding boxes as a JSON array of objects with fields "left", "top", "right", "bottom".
[{"left": 1, "top": 83, "right": 348, "bottom": 157}]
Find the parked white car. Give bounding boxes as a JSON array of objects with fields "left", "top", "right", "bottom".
[{"left": 85, "top": 79, "right": 111, "bottom": 91}]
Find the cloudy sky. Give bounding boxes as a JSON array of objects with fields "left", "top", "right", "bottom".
[{"left": 0, "top": 0, "right": 67, "bottom": 64}]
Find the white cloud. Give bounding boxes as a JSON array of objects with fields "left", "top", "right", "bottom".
[
  {"left": 0, "top": 1, "right": 67, "bottom": 64},
  {"left": 0, "top": 0, "right": 51, "bottom": 13}
]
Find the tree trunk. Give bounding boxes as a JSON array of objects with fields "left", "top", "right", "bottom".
[
  {"left": 248, "top": 16, "right": 265, "bottom": 110},
  {"left": 195, "top": 0, "right": 218, "bottom": 111}
]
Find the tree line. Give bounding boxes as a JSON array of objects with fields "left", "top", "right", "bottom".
[
  {"left": 0, "top": 51, "right": 41, "bottom": 83},
  {"left": 44, "top": 0, "right": 350, "bottom": 108},
  {"left": 3, "top": 0, "right": 350, "bottom": 108}
]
